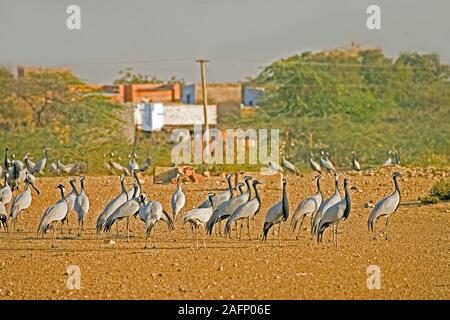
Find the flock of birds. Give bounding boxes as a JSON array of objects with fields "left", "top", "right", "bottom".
[{"left": 0, "top": 147, "right": 403, "bottom": 249}]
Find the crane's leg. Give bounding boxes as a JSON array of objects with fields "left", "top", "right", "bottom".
[
  {"left": 51, "top": 223, "right": 56, "bottom": 248},
  {"left": 247, "top": 217, "right": 251, "bottom": 240},
  {"left": 239, "top": 222, "right": 243, "bottom": 240},
  {"left": 335, "top": 223, "right": 339, "bottom": 248},
  {"left": 66, "top": 215, "right": 71, "bottom": 234},
  {"left": 385, "top": 217, "right": 389, "bottom": 240},
  {"left": 202, "top": 227, "right": 206, "bottom": 249},
  {"left": 373, "top": 219, "right": 377, "bottom": 240},
  {"left": 278, "top": 223, "right": 282, "bottom": 247},
  {"left": 218, "top": 221, "right": 222, "bottom": 236},
  {"left": 126, "top": 217, "right": 130, "bottom": 242},
  {"left": 296, "top": 215, "right": 306, "bottom": 240},
  {"left": 144, "top": 232, "right": 149, "bottom": 249},
  {"left": 77, "top": 220, "right": 81, "bottom": 237}
]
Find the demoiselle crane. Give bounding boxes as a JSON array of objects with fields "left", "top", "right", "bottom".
[
  {"left": 184, "top": 193, "right": 215, "bottom": 247},
  {"left": 261, "top": 178, "right": 289, "bottom": 245},
  {"left": 61, "top": 178, "right": 78, "bottom": 234},
  {"left": 37, "top": 184, "right": 69, "bottom": 247},
  {"left": 382, "top": 151, "right": 393, "bottom": 166},
  {"left": 312, "top": 174, "right": 341, "bottom": 236},
  {"left": 30, "top": 148, "right": 49, "bottom": 175},
  {"left": 137, "top": 194, "right": 174, "bottom": 249},
  {"left": 96, "top": 174, "right": 129, "bottom": 234},
  {"left": 310, "top": 153, "right": 321, "bottom": 174},
  {"left": 368, "top": 172, "right": 401, "bottom": 240},
  {"left": 74, "top": 176, "right": 89, "bottom": 237},
  {"left": 224, "top": 180, "right": 262, "bottom": 240},
  {"left": 198, "top": 173, "right": 233, "bottom": 209},
  {"left": 205, "top": 176, "right": 252, "bottom": 236},
  {"left": 10, "top": 173, "right": 40, "bottom": 231},
  {"left": 282, "top": 158, "right": 300, "bottom": 176},
  {"left": 352, "top": 151, "right": 361, "bottom": 171},
  {"left": 171, "top": 172, "right": 186, "bottom": 221},
  {"left": 291, "top": 175, "right": 322, "bottom": 239},
  {"left": 316, "top": 178, "right": 351, "bottom": 247},
  {"left": 0, "top": 201, "right": 8, "bottom": 232},
  {"left": 0, "top": 173, "right": 12, "bottom": 210},
  {"left": 103, "top": 183, "right": 140, "bottom": 241}
]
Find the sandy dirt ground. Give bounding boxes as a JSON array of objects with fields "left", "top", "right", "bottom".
[{"left": 0, "top": 167, "right": 449, "bottom": 300}]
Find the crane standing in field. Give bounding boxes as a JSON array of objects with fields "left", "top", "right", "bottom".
[
  {"left": 74, "top": 176, "right": 89, "bottom": 237},
  {"left": 0, "top": 173, "right": 12, "bottom": 212},
  {"left": 96, "top": 174, "right": 128, "bottom": 234},
  {"left": 316, "top": 178, "right": 351, "bottom": 247},
  {"left": 261, "top": 178, "right": 289, "bottom": 245},
  {"left": 224, "top": 180, "right": 262, "bottom": 240},
  {"left": 368, "top": 172, "right": 401, "bottom": 240},
  {"left": 171, "top": 172, "right": 186, "bottom": 222},
  {"left": 184, "top": 193, "right": 215, "bottom": 248},
  {"left": 291, "top": 175, "right": 322, "bottom": 239},
  {"left": 103, "top": 183, "right": 140, "bottom": 242},
  {"left": 309, "top": 153, "right": 321, "bottom": 174},
  {"left": 282, "top": 158, "right": 300, "bottom": 176},
  {"left": 311, "top": 174, "right": 342, "bottom": 236},
  {"left": 0, "top": 201, "right": 8, "bottom": 231},
  {"left": 37, "top": 184, "right": 69, "bottom": 247},
  {"left": 197, "top": 173, "right": 233, "bottom": 209},
  {"left": 137, "top": 194, "right": 174, "bottom": 249},
  {"left": 9, "top": 173, "right": 40, "bottom": 231},
  {"left": 352, "top": 151, "right": 361, "bottom": 171},
  {"left": 30, "top": 148, "right": 50, "bottom": 175}
]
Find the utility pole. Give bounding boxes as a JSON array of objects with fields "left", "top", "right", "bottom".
[{"left": 196, "top": 59, "right": 209, "bottom": 135}]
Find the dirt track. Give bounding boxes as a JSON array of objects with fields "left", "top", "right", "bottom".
[{"left": 0, "top": 168, "right": 449, "bottom": 300}]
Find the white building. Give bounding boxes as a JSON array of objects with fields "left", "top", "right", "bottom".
[{"left": 134, "top": 103, "right": 217, "bottom": 132}]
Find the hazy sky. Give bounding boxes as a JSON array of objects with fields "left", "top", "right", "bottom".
[{"left": 1, "top": 0, "right": 449, "bottom": 84}]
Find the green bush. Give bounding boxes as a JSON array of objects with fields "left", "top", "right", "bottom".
[{"left": 429, "top": 179, "right": 450, "bottom": 201}]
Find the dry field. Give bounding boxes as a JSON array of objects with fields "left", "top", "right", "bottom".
[{"left": 0, "top": 168, "right": 449, "bottom": 300}]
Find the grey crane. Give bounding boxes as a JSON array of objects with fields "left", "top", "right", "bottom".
[
  {"left": 382, "top": 150, "right": 393, "bottom": 166},
  {"left": 368, "top": 172, "right": 401, "bottom": 240},
  {"left": 224, "top": 180, "right": 262, "bottom": 240},
  {"left": 261, "top": 178, "right": 289, "bottom": 245},
  {"left": 265, "top": 160, "right": 284, "bottom": 175},
  {"left": 23, "top": 153, "right": 36, "bottom": 172},
  {"left": 108, "top": 152, "right": 131, "bottom": 176},
  {"left": 282, "top": 157, "right": 300, "bottom": 176},
  {"left": 103, "top": 183, "right": 140, "bottom": 242},
  {"left": 37, "top": 184, "right": 69, "bottom": 247},
  {"left": 316, "top": 178, "right": 351, "bottom": 247},
  {"left": 126, "top": 169, "right": 143, "bottom": 200},
  {"left": 0, "top": 173, "right": 12, "bottom": 210},
  {"left": 0, "top": 201, "right": 8, "bottom": 232},
  {"left": 61, "top": 178, "right": 78, "bottom": 234},
  {"left": 170, "top": 172, "right": 186, "bottom": 221},
  {"left": 320, "top": 151, "right": 337, "bottom": 173},
  {"left": 291, "top": 175, "right": 322, "bottom": 239},
  {"left": 74, "top": 176, "right": 89, "bottom": 237},
  {"left": 393, "top": 150, "right": 401, "bottom": 166},
  {"left": 8, "top": 161, "right": 27, "bottom": 191},
  {"left": 352, "top": 151, "right": 361, "bottom": 171},
  {"left": 205, "top": 176, "right": 252, "bottom": 236},
  {"left": 138, "top": 194, "right": 174, "bottom": 249},
  {"left": 49, "top": 162, "right": 59, "bottom": 176},
  {"left": 311, "top": 174, "right": 342, "bottom": 236},
  {"left": 184, "top": 193, "right": 215, "bottom": 248},
  {"left": 311, "top": 174, "right": 342, "bottom": 235},
  {"left": 57, "top": 159, "right": 75, "bottom": 174},
  {"left": 30, "top": 148, "right": 49, "bottom": 175},
  {"left": 10, "top": 173, "right": 40, "bottom": 231},
  {"left": 310, "top": 153, "right": 322, "bottom": 174},
  {"left": 198, "top": 173, "right": 233, "bottom": 209},
  {"left": 96, "top": 174, "right": 129, "bottom": 234}
]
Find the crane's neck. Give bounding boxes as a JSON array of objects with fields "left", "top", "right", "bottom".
[
  {"left": 70, "top": 180, "right": 79, "bottom": 195},
  {"left": 176, "top": 175, "right": 181, "bottom": 191},
  {"left": 134, "top": 172, "right": 142, "bottom": 193},
  {"left": 282, "top": 183, "right": 289, "bottom": 220},
  {"left": 59, "top": 188, "right": 65, "bottom": 199},
  {"left": 244, "top": 178, "right": 251, "bottom": 199},
  {"left": 132, "top": 186, "right": 138, "bottom": 199},
  {"left": 316, "top": 178, "right": 321, "bottom": 194},
  {"left": 227, "top": 175, "right": 233, "bottom": 198},
  {"left": 80, "top": 179, "right": 85, "bottom": 192},
  {"left": 334, "top": 178, "right": 339, "bottom": 194},
  {"left": 253, "top": 184, "right": 261, "bottom": 204},
  {"left": 208, "top": 195, "right": 215, "bottom": 208},
  {"left": 343, "top": 183, "right": 351, "bottom": 220},
  {"left": 393, "top": 176, "right": 401, "bottom": 199},
  {"left": 4, "top": 149, "right": 8, "bottom": 168}
]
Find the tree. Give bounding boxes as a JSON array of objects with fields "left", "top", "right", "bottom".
[
  {"left": 113, "top": 67, "right": 184, "bottom": 85},
  {"left": 14, "top": 71, "right": 80, "bottom": 127}
]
